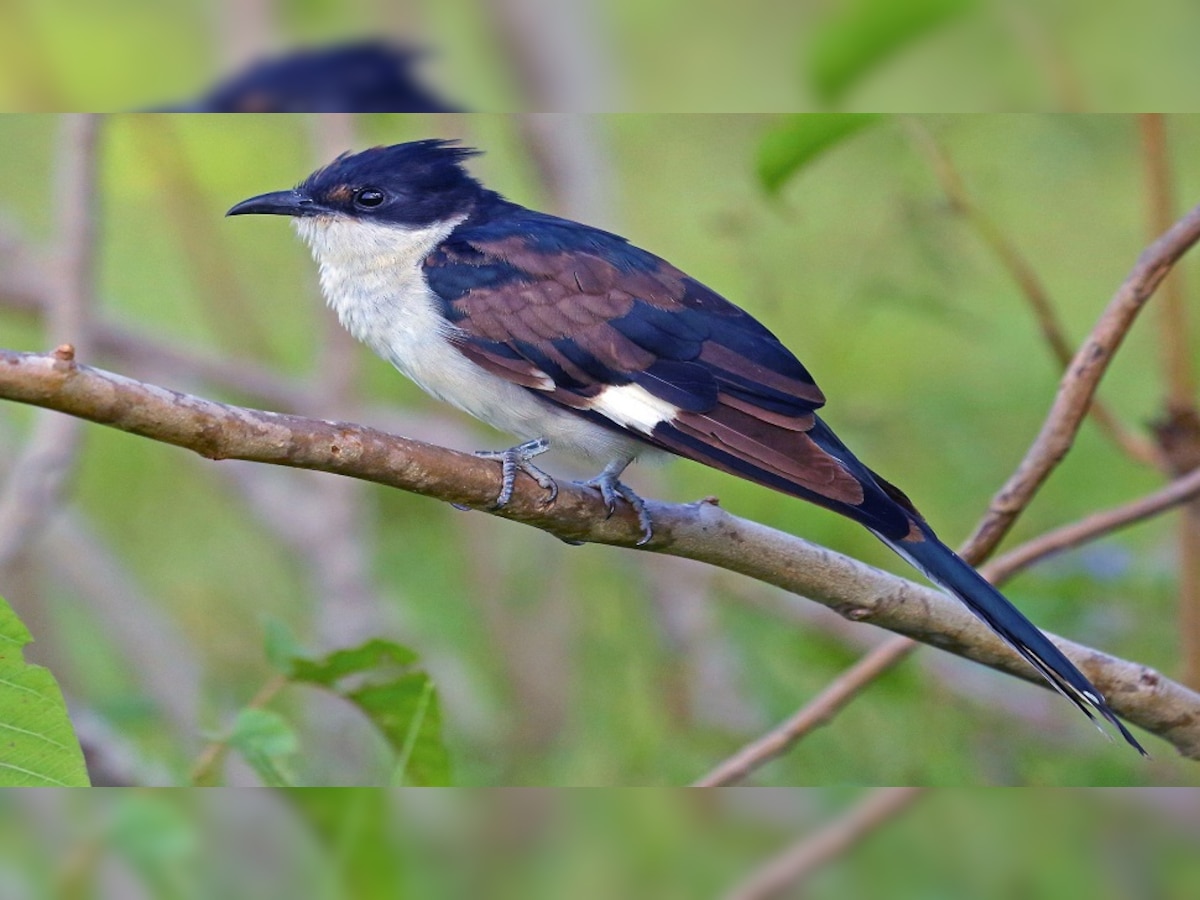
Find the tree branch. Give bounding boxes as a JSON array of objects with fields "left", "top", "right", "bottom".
[
  {"left": 695, "top": 466, "right": 1200, "bottom": 785},
  {"left": 722, "top": 788, "right": 925, "bottom": 900},
  {"left": 1139, "top": 113, "right": 1200, "bottom": 692},
  {"left": 983, "top": 466, "right": 1200, "bottom": 582},
  {"left": 693, "top": 195, "right": 1200, "bottom": 784},
  {"left": 694, "top": 634, "right": 918, "bottom": 786},
  {"left": 2, "top": 347, "right": 1199, "bottom": 759},
  {"left": 966, "top": 201, "right": 1200, "bottom": 557},
  {"left": 906, "top": 118, "right": 1161, "bottom": 468},
  {"left": 1140, "top": 115, "right": 1196, "bottom": 413}
]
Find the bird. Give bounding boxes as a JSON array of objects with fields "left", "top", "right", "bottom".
[
  {"left": 153, "top": 41, "right": 455, "bottom": 113},
  {"left": 227, "top": 139, "right": 1146, "bottom": 755}
]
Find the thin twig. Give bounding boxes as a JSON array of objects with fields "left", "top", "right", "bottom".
[
  {"left": 514, "top": 114, "right": 618, "bottom": 227},
  {"left": 693, "top": 635, "right": 917, "bottom": 786},
  {"left": 995, "top": 3, "right": 1086, "bottom": 112},
  {"left": 1178, "top": 505, "right": 1200, "bottom": 692},
  {"left": 722, "top": 788, "right": 925, "bottom": 900},
  {"left": 3, "top": 349, "right": 1199, "bottom": 758},
  {"left": 695, "top": 465, "right": 1200, "bottom": 785},
  {"left": 983, "top": 466, "right": 1200, "bottom": 584},
  {"left": 94, "top": 323, "right": 312, "bottom": 410},
  {"left": 0, "top": 267, "right": 309, "bottom": 409},
  {"left": 905, "top": 119, "right": 1161, "bottom": 467},
  {"left": 215, "top": 0, "right": 273, "bottom": 72},
  {"left": 1140, "top": 115, "right": 1196, "bottom": 412},
  {"left": 692, "top": 200, "right": 1200, "bottom": 785},
  {"left": 723, "top": 580, "right": 1064, "bottom": 727},
  {"left": 0, "top": 115, "right": 99, "bottom": 568},
  {"left": 483, "top": 0, "right": 618, "bottom": 112},
  {"left": 189, "top": 672, "right": 289, "bottom": 786},
  {"left": 484, "top": 0, "right": 620, "bottom": 226},
  {"left": 130, "top": 117, "right": 274, "bottom": 357},
  {"left": 1139, "top": 113, "right": 1200, "bottom": 692},
  {"left": 754, "top": 122, "right": 1200, "bottom": 769},
  {"left": 966, "top": 201, "right": 1200, "bottom": 558}
]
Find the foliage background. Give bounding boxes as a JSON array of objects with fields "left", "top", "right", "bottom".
[
  {"left": 3, "top": 0, "right": 1200, "bottom": 112},
  {"left": 1, "top": 113, "right": 1199, "bottom": 786},
  {"left": 0, "top": 789, "right": 1197, "bottom": 898}
]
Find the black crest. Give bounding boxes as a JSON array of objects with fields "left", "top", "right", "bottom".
[{"left": 300, "top": 140, "right": 489, "bottom": 227}]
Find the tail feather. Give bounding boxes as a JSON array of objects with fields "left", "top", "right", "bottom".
[{"left": 878, "top": 522, "right": 1147, "bottom": 756}]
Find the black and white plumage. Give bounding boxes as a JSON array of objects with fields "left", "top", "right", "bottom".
[{"left": 227, "top": 140, "right": 1146, "bottom": 754}]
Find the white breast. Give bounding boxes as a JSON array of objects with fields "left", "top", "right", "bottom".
[{"left": 293, "top": 215, "right": 649, "bottom": 466}]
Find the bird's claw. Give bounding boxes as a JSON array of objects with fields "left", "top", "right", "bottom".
[
  {"left": 593, "top": 479, "right": 619, "bottom": 518},
  {"left": 578, "top": 462, "right": 654, "bottom": 546},
  {"left": 475, "top": 438, "right": 558, "bottom": 510}
]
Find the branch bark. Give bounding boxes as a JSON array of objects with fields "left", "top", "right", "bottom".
[
  {"left": 984, "top": 466, "right": 1200, "bottom": 582},
  {"left": 695, "top": 466, "right": 1200, "bottom": 785},
  {"left": 2, "top": 347, "right": 1199, "bottom": 759},
  {"left": 693, "top": 137, "right": 1200, "bottom": 787},
  {"left": 966, "top": 201, "right": 1200, "bottom": 558}
]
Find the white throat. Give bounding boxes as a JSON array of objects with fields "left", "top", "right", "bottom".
[
  {"left": 290, "top": 213, "right": 651, "bottom": 467},
  {"left": 293, "top": 215, "right": 463, "bottom": 359}
]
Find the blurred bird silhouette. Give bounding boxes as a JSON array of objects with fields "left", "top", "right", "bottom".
[{"left": 156, "top": 41, "right": 455, "bottom": 112}]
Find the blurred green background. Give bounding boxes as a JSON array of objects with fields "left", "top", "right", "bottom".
[
  {"left": 0, "top": 789, "right": 1196, "bottom": 898},
  {"left": 1, "top": 113, "right": 1198, "bottom": 785},
  {"left": 2, "top": 0, "right": 1200, "bottom": 112}
]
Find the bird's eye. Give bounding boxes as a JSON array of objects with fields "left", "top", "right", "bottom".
[{"left": 354, "top": 188, "right": 385, "bottom": 209}]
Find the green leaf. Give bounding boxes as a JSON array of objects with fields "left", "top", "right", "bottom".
[
  {"left": 353, "top": 673, "right": 448, "bottom": 787},
  {"left": 807, "top": 0, "right": 978, "bottom": 105},
  {"left": 0, "top": 595, "right": 89, "bottom": 786},
  {"left": 757, "top": 113, "right": 882, "bottom": 193},
  {"left": 288, "top": 639, "right": 450, "bottom": 786},
  {"left": 227, "top": 707, "right": 298, "bottom": 787},
  {"left": 288, "top": 639, "right": 419, "bottom": 685},
  {"left": 390, "top": 676, "right": 436, "bottom": 786}
]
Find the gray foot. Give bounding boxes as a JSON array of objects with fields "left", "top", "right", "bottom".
[
  {"left": 476, "top": 438, "right": 558, "bottom": 509},
  {"left": 579, "top": 459, "right": 654, "bottom": 546}
]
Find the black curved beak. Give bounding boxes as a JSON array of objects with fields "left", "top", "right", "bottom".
[{"left": 226, "top": 189, "right": 316, "bottom": 217}]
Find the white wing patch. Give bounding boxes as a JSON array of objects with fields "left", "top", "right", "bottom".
[{"left": 590, "top": 383, "right": 679, "bottom": 434}]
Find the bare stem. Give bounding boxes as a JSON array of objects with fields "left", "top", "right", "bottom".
[
  {"left": 722, "top": 788, "right": 925, "bottom": 900},
  {"left": 1140, "top": 115, "right": 1197, "bottom": 412},
  {"left": 966, "top": 201, "right": 1200, "bottom": 558},
  {"left": 906, "top": 119, "right": 1161, "bottom": 467},
  {"left": 1139, "top": 114, "right": 1200, "bottom": 692},
  {"left": 691, "top": 197, "right": 1200, "bottom": 784},
  {"left": 189, "top": 672, "right": 289, "bottom": 786},
  {"left": 693, "top": 635, "right": 917, "bottom": 787},
  {"left": 983, "top": 466, "right": 1200, "bottom": 584},
  {"left": 697, "top": 465, "right": 1200, "bottom": 785}
]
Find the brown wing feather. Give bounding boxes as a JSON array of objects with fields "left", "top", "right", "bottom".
[
  {"left": 435, "top": 226, "right": 864, "bottom": 505},
  {"left": 672, "top": 402, "right": 865, "bottom": 504}
]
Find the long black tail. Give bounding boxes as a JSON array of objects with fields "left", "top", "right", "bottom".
[{"left": 877, "top": 521, "right": 1147, "bottom": 755}]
